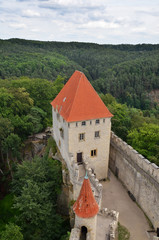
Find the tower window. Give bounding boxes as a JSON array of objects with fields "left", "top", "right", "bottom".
[
  {"left": 95, "top": 119, "right": 100, "bottom": 124},
  {"left": 60, "top": 128, "right": 64, "bottom": 139},
  {"left": 76, "top": 122, "right": 78, "bottom": 127},
  {"left": 81, "top": 121, "right": 86, "bottom": 126},
  {"left": 79, "top": 133, "right": 85, "bottom": 141},
  {"left": 91, "top": 149, "right": 97, "bottom": 157},
  {"left": 57, "top": 113, "right": 60, "bottom": 121},
  {"left": 103, "top": 118, "right": 105, "bottom": 123},
  {"left": 95, "top": 131, "right": 100, "bottom": 138}
]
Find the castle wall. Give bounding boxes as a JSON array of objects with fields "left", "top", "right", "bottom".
[
  {"left": 109, "top": 132, "right": 159, "bottom": 229},
  {"left": 52, "top": 107, "right": 69, "bottom": 159},
  {"left": 68, "top": 118, "right": 111, "bottom": 180}
]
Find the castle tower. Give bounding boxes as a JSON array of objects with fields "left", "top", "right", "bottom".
[
  {"left": 51, "top": 70, "right": 113, "bottom": 180},
  {"left": 73, "top": 173, "right": 99, "bottom": 240}
]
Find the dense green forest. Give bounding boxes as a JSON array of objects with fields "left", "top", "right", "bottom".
[
  {"left": 1, "top": 39, "right": 159, "bottom": 109},
  {"left": 0, "top": 39, "right": 159, "bottom": 239}
]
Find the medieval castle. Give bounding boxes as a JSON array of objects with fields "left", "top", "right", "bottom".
[{"left": 51, "top": 71, "right": 159, "bottom": 240}]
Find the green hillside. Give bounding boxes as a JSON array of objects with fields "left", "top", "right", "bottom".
[{"left": 0, "top": 38, "right": 159, "bottom": 109}]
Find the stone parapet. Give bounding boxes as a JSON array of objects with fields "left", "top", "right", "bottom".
[
  {"left": 69, "top": 228, "right": 80, "bottom": 240},
  {"left": 99, "top": 208, "right": 119, "bottom": 240},
  {"left": 83, "top": 161, "right": 103, "bottom": 206},
  {"left": 110, "top": 131, "right": 159, "bottom": 229},
  {"left": 111, "top": 132, "right": 159, "bottom": 184}
]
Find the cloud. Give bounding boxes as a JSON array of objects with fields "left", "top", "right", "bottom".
[
  {"left": 0, "top": 0, "right": 159, "bottom": 44},
  {"left": 22, "top": 9, "right": 41, "bottom": 17},
  {"left": 80, "top": 20, "right": 119, "bottom": 29},
  {"left": 31, "top": 28, "right": 40, "bottom": 32},
  {"left": 9, "top": 23, "right": 27, "bottom": 29},
  {"left": 137, "top": 10, "right": 159, "bottom": 17}
]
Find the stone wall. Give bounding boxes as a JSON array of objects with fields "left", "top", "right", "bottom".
[
  {"left": 109, "top": 132, "right": 159, "bottom": 229},
  {"left": 99, "top": 208, "right": 119, "bottom": 240}
]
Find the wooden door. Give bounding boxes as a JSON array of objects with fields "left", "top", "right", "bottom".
[{"left": 77, "top": 152, "right": 83, "bottom": 165}]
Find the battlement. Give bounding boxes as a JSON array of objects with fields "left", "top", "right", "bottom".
[
  {"left": 110, "top": 131, "right": 159, "bottom": 229},
  {"left": 99, "top": 208, "right": 119, "bottom": 240},
  {"left": 70, "top": 208, "right": 119, "bottom": 240},
  {"left": 69, "top": 228, "right": 81, "bottom": 240},
  {"left": 83, "top": 161, "right": 103, "bottom": 205},
  {"left": 111, "top": 131, "right": 159, "bottom": 184}
]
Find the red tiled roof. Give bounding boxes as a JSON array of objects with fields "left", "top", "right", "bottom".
[
  {"left": 73, "top": 175, "right": 99, "bottom": 218},
  {"left": 51, "top": 70, "right": 113, "bottom": 122}
]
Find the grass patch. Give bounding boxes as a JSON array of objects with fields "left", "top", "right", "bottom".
[
  {"left": 118, "top": 222, "right": 130, "bottom": 240},
  {"left": 0, "top": 194, "right": 18, "bottom": 232}
]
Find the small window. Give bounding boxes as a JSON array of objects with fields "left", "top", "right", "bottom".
[
  {"left": 68, "top": 123, "right": 70, "bottom": 128},
  {"left": 95, "top": 131, "right": 100, "bottom": 138},
  {"left": 81, "top": 121, "right": 86, "bottom": 126},
  {"left": 60, "top": 128, "right": 64, "bottom": 139},
  {"left": 103, "top": 118, "right": 105, "bottom": 123},
  {"left": 57, "top": 113, "right": 60, "bottom": 121},
  {"left": 79, "top": 133, "right": 85, "bottom": 141},
  {"left": 95, "top": 119, "right": 100, "bottom": 124},
  {"left": 76, "top": 122, "right": 78, "bottom": 127},
  {"left": 90, "top": 120, "right": 92, "bottom": 125},
  {"left": 91, "top": 149, "right": 97, "bottom": 157}
]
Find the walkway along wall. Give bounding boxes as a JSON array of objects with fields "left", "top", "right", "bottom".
[{"left": 109, "top": 132, "right": 159, "bottom": 229}]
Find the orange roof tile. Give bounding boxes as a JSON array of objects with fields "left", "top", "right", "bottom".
[
  {"left": 51, "top": 70, "right": 113, "bottom": 122},
  {"left": 73, "top": 174, "right": 99, "bottom": 218}
]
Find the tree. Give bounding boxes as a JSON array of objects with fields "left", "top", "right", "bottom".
[
  {"left": 2, "top": 133, "right": 21, "bottom": 178},
  {"left": 28, "top": 107, "right": 47, "bottom": 133},
  {"left": 0, "top": 222, "right": 23, "bottom": 240},
  {"left": 107, "top": 102, "right": 131, "bottom": 141},
  {"left": 12, "top": 155, "right": 65, "bottom": 240},
  {"left": 0, "top": 117, "right": 13, "bottom": 168},
  {"left": 127, "top": 123, "right": 159, "bottom": 165},
  {"left": 2, "top": 133, "right": 21, "bottom": 175},
  {"left": 100, "top": 93, "right": 116, "bottom": 105}
]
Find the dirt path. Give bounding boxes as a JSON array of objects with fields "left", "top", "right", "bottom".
[{"left": 101, "top": 172, "right": 150, "bottom": 240}]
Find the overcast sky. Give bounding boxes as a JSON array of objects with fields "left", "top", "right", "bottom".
[{"left": 0, "top": 0, "right": 159, "bottom": 44}]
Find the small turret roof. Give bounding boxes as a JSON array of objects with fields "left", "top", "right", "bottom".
[
  {"left": 73, "top": 174, "right": 99, "bottom": 218},
  {"left": 51, "top": 70, "right": 113, "bottom": 122}
]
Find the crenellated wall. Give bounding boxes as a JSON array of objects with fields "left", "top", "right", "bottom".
[{"left": 109, "top": 132, "right": 159, "bottom": 229}]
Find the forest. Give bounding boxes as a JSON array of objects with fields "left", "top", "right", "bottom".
[{"left": 0, "top": 39, "right": 159, "bottom": 240}]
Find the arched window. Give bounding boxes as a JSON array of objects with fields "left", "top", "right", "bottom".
[{"left": 80, "top": 226, "right": 87, "bottom": 240}]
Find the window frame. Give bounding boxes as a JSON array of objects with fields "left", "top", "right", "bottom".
[
  {"left": 59, "top": 128, "right": 64, "bottom": 139},
  {"left": 90, "top": 149, "right": 97, "bottom": 157},
  {"left": 79, "top": 133, "right": 85, "bottom": 141},
  {"left": 95, "top": 119, "right": 100, "bottom": 124},
  {"left": 81, "top": 121, "right": 86, "bottom": 126},
  {"left": 95, "top": 131, "right": 100, "bottom": 138}
]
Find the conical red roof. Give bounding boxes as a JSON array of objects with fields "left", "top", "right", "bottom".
[
  {"left": 51, "top": 70, "right": 113, "bottom": 122},
  {"left": 73, "top": 175, "right": 99, "bottom": 218}
]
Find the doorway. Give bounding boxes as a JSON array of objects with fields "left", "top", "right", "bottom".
[
  {"left": 80, "top": 226, "right": 87, "bottom": 240},
  {"left": 77, "top": 152, "right": 83, "bottom": 165}
]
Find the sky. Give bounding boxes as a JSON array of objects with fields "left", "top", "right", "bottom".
[{"left": 0, "top": 0, "right": 159, "bottom": 44}]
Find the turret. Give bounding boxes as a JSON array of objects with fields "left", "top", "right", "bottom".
[{"left": 73, "top": 173, "right": 99, "bottom": 240}]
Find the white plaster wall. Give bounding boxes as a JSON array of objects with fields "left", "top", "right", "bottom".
[
  {"left": 52, "top": 107, "right": 69, "bottom": 161},
  {"left": 68, "top": 118, "right": 111, "bottom": 180},
  {"left": 75, "top": 215, "right": 97, "bottom": 240}
]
